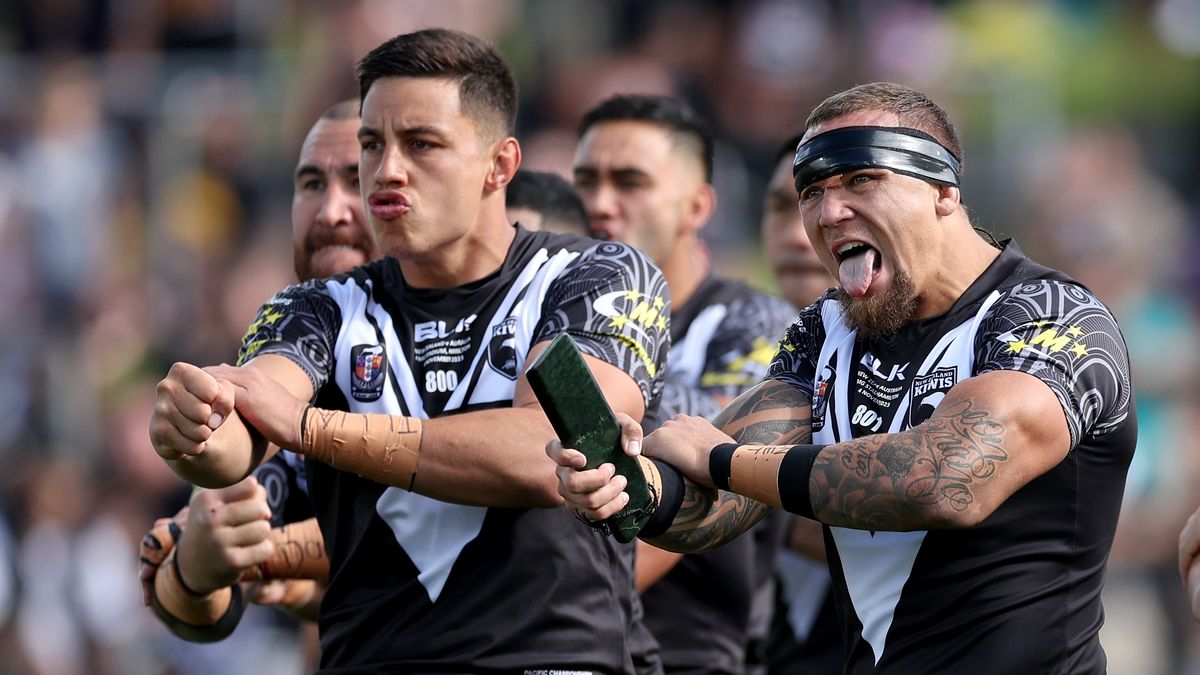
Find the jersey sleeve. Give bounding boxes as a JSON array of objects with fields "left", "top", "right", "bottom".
[
  {"left": 765, "top": 296, "right": 826, "bottom": 400},
  {"left": 252, "top": 450, "right": 313, "bottom": 528},
  {"left": 236, "top": 278, "right": 342, "bottom": 395},
  {"left": 700, "top": 292, "right": 797, "bottom": 398},
  {"left": 974, "top": 279, "right": 1133, "bottom": 448},
  {"left": 533, "top": 241, "right": 671, "bottom": 410}
]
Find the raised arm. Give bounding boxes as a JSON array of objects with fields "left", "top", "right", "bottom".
[
  {"left": 651, "top": 369, "right": 1072, "bottom": 535},
  {"left": 206, "top": 343, "right": 646, "bottom": 508},
  {"left": 151, "top": 355, "right": 313, "bottom": 488}
]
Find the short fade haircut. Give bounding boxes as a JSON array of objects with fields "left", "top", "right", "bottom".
[
  {"left": 507, "top": 171, "right": 588, "bottom": 233},
  {"left": 320, "top": 98, "right": 361, "bottom": 122},
  {"left": 356, "top": 28, "right": 517, "bottom": 140},
  {"left": 806, "top": 82, "right": 964, "bottom": 170},
  {"left": 578, "top": 94, "right": 714, "bottom": 182},
  {"left": 775, "top": 133, "right": 806, "bottom": 165}
]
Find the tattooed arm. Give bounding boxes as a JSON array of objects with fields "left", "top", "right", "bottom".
[
  {"left": 809, "top": 370, "right": 1069, "bottom": 530},
  {"left": 640, "top": 379, "right": 813, "bottom": 553}
]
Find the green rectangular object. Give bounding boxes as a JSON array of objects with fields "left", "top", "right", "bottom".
[{"left": 526, "top": 333, "right": 653, "bottom": 543}]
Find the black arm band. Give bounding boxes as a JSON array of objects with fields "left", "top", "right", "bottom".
[
  {"left": 777, "top": 444, "right": 824, "bottom": 519},
  {"left": 709, "top": 443, "right": 737, "bottom": 491},
  {"left": 149, "top": 583, "right": 246, "bottom": 644},
  {"left": 638, "top": 460, "right": 685, "bottom": 538}
]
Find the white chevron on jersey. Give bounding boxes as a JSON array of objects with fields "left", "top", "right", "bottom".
[
  {"left": 320, "top": 249, "right": 582, "bottom": 602},
  {"left": 817, "top": 290, "right": 1001, "bottom": 664}
]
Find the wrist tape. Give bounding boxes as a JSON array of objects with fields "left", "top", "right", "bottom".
[
  {"left": 150, "top": 548, "right": 244, "bottom": 642},
  {"left": 301, "top": 406, "right": 423, "bottom": 490},
  {"left": 241, "top": 519, "right": 328, "bottom": 582},
  {"left": 710, "top": 443, "right": 823, "bottom": 518}
]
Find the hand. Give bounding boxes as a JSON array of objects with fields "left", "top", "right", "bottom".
[
  {"left": 150, "top": 362, "right": 236, "bottom": 460},
  {"left": 204, "top": 364, "right": 308, "bottom": 451},
  {"left": 642, "top": 414, "right": 735, "bottom": 488},
  {"left": 138, "top": 507, "right": 189, "bottom": 606},
  {"left": 1179, "top": 506, "right": 1200, "bottom": 620},
  {"left": 175, "top": 477, "right": 274, "bottom": 596},
  {"left": 546, "top": 412, "right": 643, "bottom": 521}
]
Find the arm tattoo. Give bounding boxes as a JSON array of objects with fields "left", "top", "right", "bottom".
[
  {"left": 646, "top": 381, "right": 813, "bottom": 551},
  {"left": 811, "top": 399, "right": 1008, "bottom": 531},
  {"left": 647, "top": 484, "right": 774, "bottom": 553}
]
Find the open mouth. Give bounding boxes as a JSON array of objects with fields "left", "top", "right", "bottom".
[{"left": 835, "top": 242, "right": 880, "bottom": 298}]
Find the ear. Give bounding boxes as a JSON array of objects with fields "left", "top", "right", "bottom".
[
  {"left": 484, "top": 137, "right": 521, "bottom": 194},
  {"left": 934, "top": 184, "right": 960, "bottom": 218},
  {"left": 680, "top": 183, "right": 717, "bottom": 235}
]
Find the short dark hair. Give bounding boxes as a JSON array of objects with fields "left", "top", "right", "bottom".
[
  {"left": 774, "top": 133, "right": 806, "bottom": 165},
  {"left": 319, "top": 98, "right": 361, "bottom": 122},
  {"left": 806, "top": 82, "right": 964, "bottom": 170},
  {"left": 507, "top": 171, "right": 588, "bottom": 233},
  {"left": 578, "top": 94, "right": 714, "bottom": 182},
  {"left": 356, "top": 28, "right": 517, "bottom": 139}
]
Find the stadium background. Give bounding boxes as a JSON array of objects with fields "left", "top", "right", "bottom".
[{"left": 0, "top": 0, "right": 1197, "bottom": 673}]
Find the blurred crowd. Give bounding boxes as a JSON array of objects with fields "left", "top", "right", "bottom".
[{"left": 0, "top": 0, "right": 1198, "bottom": 673}]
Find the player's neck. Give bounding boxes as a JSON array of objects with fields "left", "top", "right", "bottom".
[
  {"left": 661, "top": 239, "right": 709, "bottom": 309},
  {"left": 914, "top": 232, "right": 1002, "bottom": 320},
  {"left": 398, "top": 209, "right": 516, "bottom": 290}
]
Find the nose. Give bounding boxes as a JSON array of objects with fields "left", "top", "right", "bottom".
[
  {"left": 317, "top": 183, "right": 355, "bottom": 228},
  {"left": 815, "top": 188, "right": 854, "bottom": 230},
  {"left": 374, "top": 144, "right": 408, "bottom": 189},
  {"left": 582, "top": 182, "right": 618, "bottom": 224}
]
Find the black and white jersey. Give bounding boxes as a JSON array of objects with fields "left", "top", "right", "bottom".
[
  {"left": 238, "top": 227, "right": 671, "bottom": 674},
  {"left": 766, "top": 241, "right": 1135, "bottom": 673},
  {"left": 640, "top": 275, "right": 795, "bottom": 674}
]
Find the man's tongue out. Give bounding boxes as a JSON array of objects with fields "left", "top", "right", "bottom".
[{"left": 839, "top": 246, "right": 878, "bottom": 298}]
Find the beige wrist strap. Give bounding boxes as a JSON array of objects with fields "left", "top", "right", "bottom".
[
  {"left": 241, "top": 519, "right": 329, "bottom": 583},
  {"left": 300, "top": 407, "right": 423, "bottom": 490},
  {"left": 728, "top": 445, "right": 790, "bottom": 508},
  {"left": 636, "top": 456, "right": 664, "bottom": 509},
  {"left": 154, "top": 548, "right": 234, "bottom": 625}
]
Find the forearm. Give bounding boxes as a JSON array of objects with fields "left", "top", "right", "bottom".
[
  {"left": 300, "top": 405, "right": 561, "bottom": 508},
  {"left": 644, "top": 380, "right": 810, "bottom": 551},
  {"left": 644, "top": 480, "right": 772, "bottom": 553},
  {"left": 167, "top": 411, "right": 270, "bottom": 488},
  {"left": 416, "top": 406, "right": 562, "bottom": 507}
]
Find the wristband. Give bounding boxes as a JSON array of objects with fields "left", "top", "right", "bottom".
[
  {"left": 301, "top": 407, "right": 423, "bottom": 490},
  {"left": 709, "top": 443, "right": 737, "bottom": 490},
  {"left": 777, "top": 444, "right": 823, "bottom": 519},
  {"left": 638, "top": 459, "right": 685, "bottom": 538},
  {"left": 150, "top": 548, "right": 245, "bottom": 643}
]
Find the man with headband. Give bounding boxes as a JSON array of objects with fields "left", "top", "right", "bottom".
[{"left": 549, "top": 82, "right": 1136, "bottom": 672}]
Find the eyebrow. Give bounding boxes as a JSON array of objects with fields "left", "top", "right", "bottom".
[
  {"left": 573, "top": 166, "right": 652, "bottom": 182},
  {"left": 295, "top": 165, "right": 325, "bottom": 181},
  {"left": 358, "top": 124, "right": 452, "bottom": 143}
]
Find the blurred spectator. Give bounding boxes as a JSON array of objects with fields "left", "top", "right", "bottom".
[{"left": 1023, "top": 126, "right": 1200, "bottom": 675}]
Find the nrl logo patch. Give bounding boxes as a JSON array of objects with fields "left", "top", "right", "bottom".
[
  {"left": 909, "top": 366, "right": 957, "bottom": 426},
  {"left": 487, "top": 316, "right": 519, "bottom": 380},
  {"left": 351, "top": 343, "right": 386, "bottom": 402}
]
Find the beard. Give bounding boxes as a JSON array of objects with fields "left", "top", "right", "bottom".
[
  {"left": 836, "top": 268, "right": 918, "bottom": 338},
  {"left": 294, "top": 228, "right": 376, "bottom": 281}
]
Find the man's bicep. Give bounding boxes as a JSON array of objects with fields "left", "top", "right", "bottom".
[
  {"left": 933, "top": 370, "right": 1071, "bottom": 491},
  {"left": 713, "top": 379, "right": 813, "bottom": 446}
]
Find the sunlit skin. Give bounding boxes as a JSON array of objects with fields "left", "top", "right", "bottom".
[
  {"left": 761, "top": 152, "right": 833, "bottom": 309},
  {"left": 292, "top": 117, "right": 380, "bottom": 281},
  {"left": 358, "top": 77, "right": 520, "bottom": 288},
  {"left": 797, "top": 110, "right": 998, "bottom": 322},
  {"left": 573, "top": 120, "right": 714, "bottom": 306}
]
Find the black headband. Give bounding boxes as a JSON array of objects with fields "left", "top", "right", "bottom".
[{"left": 792, "top": 126, "right": 961, "bottom": 195}]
